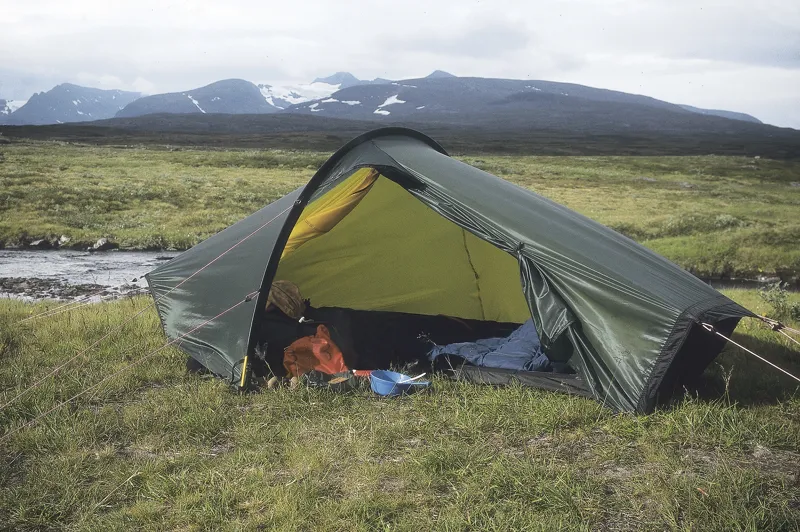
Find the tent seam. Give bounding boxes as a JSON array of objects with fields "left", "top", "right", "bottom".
[{"left": 461, "top": 228, "right": 486, "bottom": 321}]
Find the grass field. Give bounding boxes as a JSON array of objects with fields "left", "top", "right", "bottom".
[
  {"left": 1, "top": 140, "right": 799, "bottom": 280},
  {"left": 1, "top": 138, "right": 799, "bottom": 529},
  {"left": 0, "top": 290, "right": 799, "bottom": 530}
]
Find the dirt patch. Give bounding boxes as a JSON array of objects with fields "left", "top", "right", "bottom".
[{"left": 746, "top": 445, "right": 800, "bottom": 481}]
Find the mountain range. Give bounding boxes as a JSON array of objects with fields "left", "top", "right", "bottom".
[
  {"left": 1, "top": 84, "right": 140, "bottom": 125},
  {"left": 0, "top": 71, "right": 774, "bottom": 135},
  {"left": 282, "top": 76, "right": 766, "bottom": 133}
]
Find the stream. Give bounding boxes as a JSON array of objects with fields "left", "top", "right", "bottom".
[{"left": 0, "top": 249, "right": 180, "bottom": 301}]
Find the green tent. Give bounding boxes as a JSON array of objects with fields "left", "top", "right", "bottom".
[{"left": 146, "top": 127, "right": 752, "bottom": 413}]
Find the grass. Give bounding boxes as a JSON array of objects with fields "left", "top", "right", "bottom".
[
  {"left": 1, "top": 137, "right": 798, "bottom": 529},
  {"left": 1, "top": 141, "right": 799, "bottom": 280},
  {"left": 1, "top": 289, "right": 799, "bottom": 530},
  {"left": 0, "top": 142, "right": 317, "bottom": 250}
]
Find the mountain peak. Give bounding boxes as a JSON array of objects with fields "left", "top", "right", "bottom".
[
  {"left": 201, "top": 78, "right": 258, "bottom": 90},
  {"left": 313, "top": 72, "right": 361, "bottom": 87},
  {"left": 116, "top": 78, "right": 276, "bottom": 119},
  {"left": 5, "top": 84, "right": 140, "bottom": 125},
  {"left": 426, "top": 70, "right": 456, "bottom": 79}
]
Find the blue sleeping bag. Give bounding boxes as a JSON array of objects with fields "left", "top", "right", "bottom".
[{"left": 428, "top": 319, "right": 551, "bottom": 372}]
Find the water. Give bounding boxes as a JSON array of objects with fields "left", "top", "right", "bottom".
[{"left": 0, "top": 250, "right": 181, "bottom": 300}]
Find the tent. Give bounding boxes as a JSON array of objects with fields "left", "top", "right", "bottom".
[{"left": 146, "top": 127, "right": 753, "bottom": 413}]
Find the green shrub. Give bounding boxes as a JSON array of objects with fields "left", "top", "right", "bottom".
[{"left": 758, "top": 282, "right": 800, "bottom": 322}]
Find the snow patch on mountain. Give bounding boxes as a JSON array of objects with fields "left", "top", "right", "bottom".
[
  {"left": 187, "top": 94, "right": 206, "bottom": 113},
  {"left": 8, "top": 100, "right": 26, "bottom": 113},
  {"left": 1, "top": 99, "right": 27, "bottom": 115},
  {"left": 258, "top": 81, "right": 341, "bottom": 109},
  {"left": 373, "top": 95, "right": 406, "bottom": 115},
  {"left": 308, "top": 103, "right": 322, "bottom": 112},
  {"left": 342, "top": 100, "right": 361, "bottom": 106},
  {"left": 380, "top": 95, "right": 406, "bottom": 107},
  {"left": 261, "top": 93, "right": 282, "bottom": 109}
]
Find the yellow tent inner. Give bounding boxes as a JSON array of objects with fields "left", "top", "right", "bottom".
[{"left": 275, "top": 168, "right": 531, "bottom": 323}]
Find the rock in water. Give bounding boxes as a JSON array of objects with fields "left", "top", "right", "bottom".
[
  {"left": 91, "top": 238, "right": 119, "bottom": 251},
  {"left": 29, "top": 239, "right": 54, "bottom": 250}
]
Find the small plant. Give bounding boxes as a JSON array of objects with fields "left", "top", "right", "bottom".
[{"left": 758, "top": 282, "right": 800, "bottom": 322}]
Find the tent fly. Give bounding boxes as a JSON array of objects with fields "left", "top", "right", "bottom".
[{"left": 146, "top": 127, "right": 752, "bottom": 413}]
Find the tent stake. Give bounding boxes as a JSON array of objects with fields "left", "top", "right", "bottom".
[{"left": 239, "top": 355, "right": 250, "bottom": 391}]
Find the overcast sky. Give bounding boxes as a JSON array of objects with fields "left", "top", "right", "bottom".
[{"left": 2, "top": 0, "right": 798, "bottom": 127}]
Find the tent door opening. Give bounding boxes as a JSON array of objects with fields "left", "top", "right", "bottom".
[{"left": 256, "top": 167, "right": 576, "bottom": 377}]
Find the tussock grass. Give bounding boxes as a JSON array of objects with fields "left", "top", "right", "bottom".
[
  {"left": 0, "top": 143, "right": 315, "bottom": 250},
  {"left": 1, "top": 290, "right": 799, "bottom": 530},
  {"left": 1, "top": 141, "right": 799, "bottom": 279}
]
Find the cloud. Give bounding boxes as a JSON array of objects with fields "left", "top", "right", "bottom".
[
  {"left": 74, "top": 73, "right": 125, "bottom": 90},
  {"left": 131, "top": 77, "right": 157, "bottom": 94},
  {"left": 387, "top": 16, "right": 533, "bottom": 59},
  {"left": 599, "top": 2, "right": 800, "bottom": 69}
]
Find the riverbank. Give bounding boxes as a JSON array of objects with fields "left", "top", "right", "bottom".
[
  {"left": 1, "top": 140, "right": 799, "bottom": 280},
  {"left": 0, "top": 277, "right": 148, "bottom": 301}
]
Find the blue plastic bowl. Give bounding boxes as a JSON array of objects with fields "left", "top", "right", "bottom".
[{"left": 370, "top": 370, "right": 430, "bottom": 397}]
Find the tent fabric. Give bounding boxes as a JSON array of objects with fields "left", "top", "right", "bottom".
[
  {"left": 428, "top": 319, "right": 550, "bottom": 372},
  {"left": 146, "top": 127, "right": 753, "bottom": 413},
  {"left": 275, "top": 174, "right": 531, "bottom": 322},
  {"left": 281, "top": 167, "right": 379, "bottom": 259},
  {"left": 146, "top": 188, "right": 301, "bottom": 379}
]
